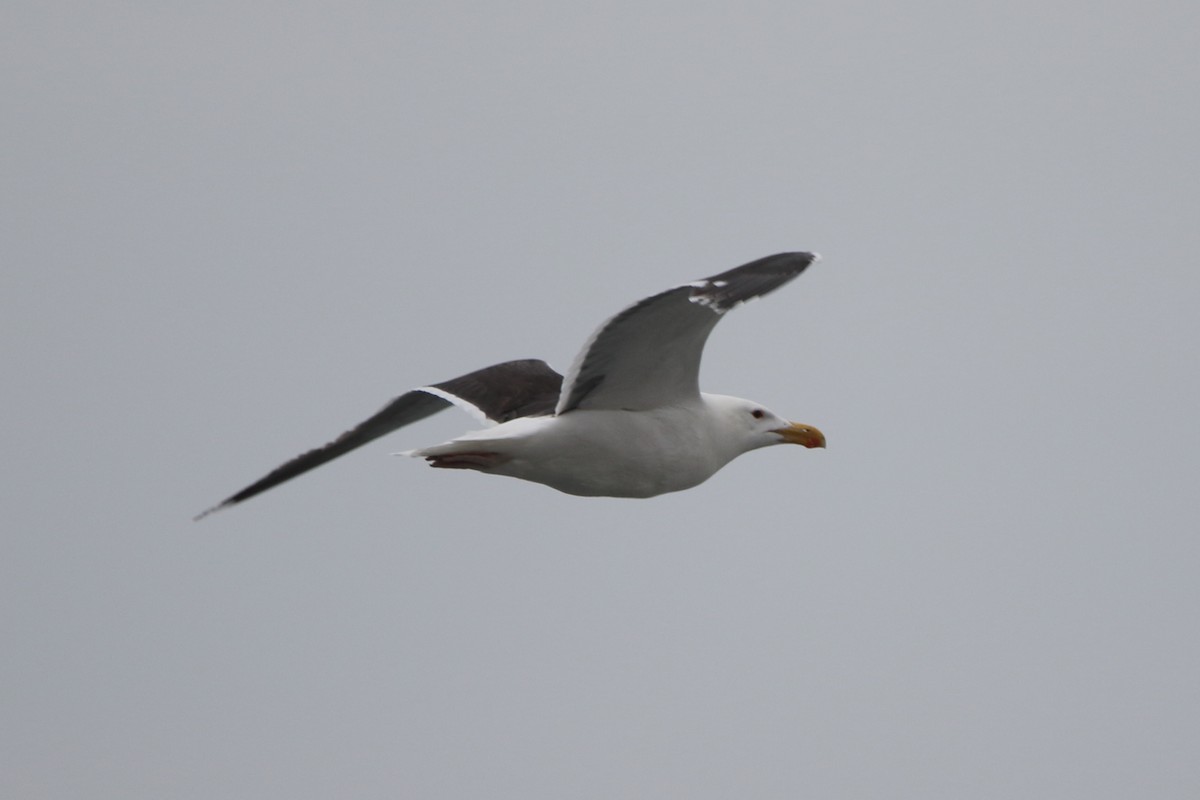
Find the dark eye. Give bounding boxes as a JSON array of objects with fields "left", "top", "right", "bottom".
[{"left": 751, "top": 409, "right": 765, "bottom": 419}]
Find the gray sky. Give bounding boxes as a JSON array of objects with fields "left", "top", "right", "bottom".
[{"left": 4, "top": 2, "right": 1199, "bottom": 798}]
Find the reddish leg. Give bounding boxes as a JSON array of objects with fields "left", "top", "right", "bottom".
[{"left": 425, "top": 452, "right": 510, "bottom": 470}]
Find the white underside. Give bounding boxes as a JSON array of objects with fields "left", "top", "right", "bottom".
[{"left": 405, "top": 395, "right": 754, "bottom": 498}]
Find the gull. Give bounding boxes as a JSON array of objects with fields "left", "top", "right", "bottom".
[{"left": 196, "top": 252, "right": 825, "bottom": 519}]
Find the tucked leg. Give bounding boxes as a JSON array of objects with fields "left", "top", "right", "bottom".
[{"left": 424, "top": 452, "right": 510, "bottom": 470}]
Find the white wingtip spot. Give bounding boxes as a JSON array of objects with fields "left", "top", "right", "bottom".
[{"left": 688, "top": 294, "right": 729, "bottom": 312}]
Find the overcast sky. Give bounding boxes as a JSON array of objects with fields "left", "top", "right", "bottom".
[{"left": 4, "top": 2, "right": 1199, "bottom": 798}]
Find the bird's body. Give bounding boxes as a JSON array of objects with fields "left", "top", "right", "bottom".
[
  {"left": 196, "top": 252, "right": 825, "bottom": 519},
  {"left": 413, "top": 393, "right": 783, "bottom": 498}
]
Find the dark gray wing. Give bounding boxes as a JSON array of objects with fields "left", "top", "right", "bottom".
[
  {"left": 429, "top": 358, "right": 562, "bottom": 422},
  {"left": 556, "top": 252, "right": 818, "bottom": 413},
  {"left": 195, "top": 359, "right": 562, "bottom": 519}
]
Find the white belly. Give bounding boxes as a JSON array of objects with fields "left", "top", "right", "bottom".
[{"left": 415, "top": 405, "right": 736, "bottom": 498}]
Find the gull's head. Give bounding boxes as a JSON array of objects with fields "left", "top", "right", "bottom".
[{"left": 706, "top": 394, "right": 826, "bottom": 454}]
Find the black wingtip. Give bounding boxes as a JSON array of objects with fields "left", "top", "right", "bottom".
[
  {"left": 193, "top": 500, "right": 232, "bottom": 522},
  {"left": 690, "top": 251, "right": 820, "bottom": 313},
  {"left": 758, "top": 251, "right": 820, "bottom": 268}
]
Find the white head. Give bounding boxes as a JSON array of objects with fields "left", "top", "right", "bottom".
[{"left": 703, "top": 393, "right": 826, "bottom": 458}]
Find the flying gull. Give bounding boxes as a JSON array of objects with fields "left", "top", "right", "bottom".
[{"left": 196, "top": 252, "right": 825, "bottom": 519}]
